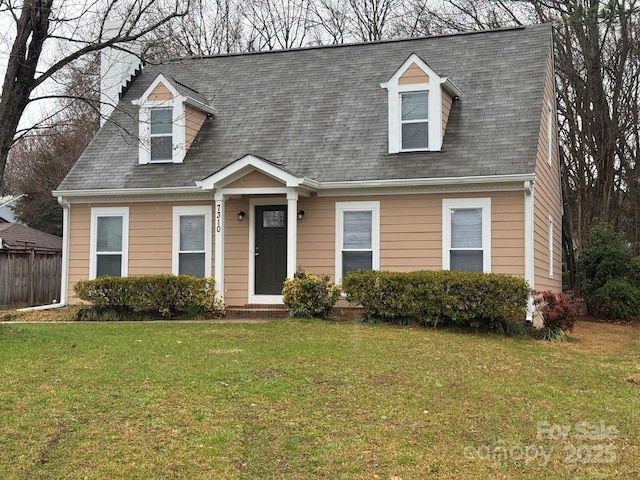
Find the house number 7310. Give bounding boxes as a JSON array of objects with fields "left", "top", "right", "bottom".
[{"left": 216, "top": 204, "right": 222, "bottom": 233}]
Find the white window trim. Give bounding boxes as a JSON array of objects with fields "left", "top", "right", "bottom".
[
  {"left": 172, "top": 205, "right": 212, "bottom": 277},
  {"left": 548, "top": 215, "right": 554, "bottom": 278},
  {"left": 136, "top": 75, "right": 186, "bottom": 165},
  {"left": 383, "top": 54, "right": 444, "bottom": 153},
  {"left": 335, "top": 201, "right": 380, "bottom": 284},
  {"left": 442, "top": 198, "right": 491, "bottom": 273},
  {"left": 89, "top": 207, "right": 129, "bottom": 279}
]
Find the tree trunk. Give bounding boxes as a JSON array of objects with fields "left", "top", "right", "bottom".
[{"left": 0, "top": 0, "right": 52, "bottom": 186}]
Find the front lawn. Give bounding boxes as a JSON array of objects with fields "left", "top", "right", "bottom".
[{"left": 0, "top": 319, "right": 638, "bottom": 479}]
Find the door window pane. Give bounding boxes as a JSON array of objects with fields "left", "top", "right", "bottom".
[{"left": 263, "top": 210, "right": 285, "bottom": 228}]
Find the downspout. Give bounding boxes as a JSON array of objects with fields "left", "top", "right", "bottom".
[
  {"left": 18, "top": 196, "right": 70, "bottom": 311},
  {"left": 524, "top": 180, "right": 535, "bottom": 322}
]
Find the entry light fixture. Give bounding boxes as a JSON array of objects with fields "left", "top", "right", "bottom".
[
  {"left": 297, "top": 210, "right": 305, "bottom": 221},
  {"left": 237, "top": 211, "right": 245, "bottom": 221}
]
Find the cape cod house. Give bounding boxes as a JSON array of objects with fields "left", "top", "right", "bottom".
[{"left": 53, "top": 24, "right": 562, "bottom": 317}]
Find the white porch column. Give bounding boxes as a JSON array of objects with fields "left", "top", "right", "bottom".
[
  {"left": 214, "top": 193, "right": 226, "bottom": 299},
  {"left": 287, "top": 190, "right": 298, "bottom": 279}
]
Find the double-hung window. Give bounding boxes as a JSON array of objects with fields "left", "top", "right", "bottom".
[
  {"left": 336, "top": 201, "right": 380, "bottom": 282},
  {"left": 173, "top": 206, "right": 211, "bottom": 277},
  {"left": 401, "top": 91, "right": 429, "bottom": 150},
  {"left": 442, "top": 198, "right": 491, "bottom": 273},
  {"left": 90, "top": 207, "right": 129, "bottom": 279},
  {"left": 150, "top": 107, "right": 173, "bottom": 162}
]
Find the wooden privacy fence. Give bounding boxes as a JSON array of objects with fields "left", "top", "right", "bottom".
[{"left": 0, "top": 250, "right": 62, "bottom": 308}]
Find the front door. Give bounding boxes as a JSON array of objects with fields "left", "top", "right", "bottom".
[{"left": 255, "top": 205, "right": 287, "bottom": 295}]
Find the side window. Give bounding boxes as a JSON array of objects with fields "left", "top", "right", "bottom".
[
  {"left": 173, "top": 206, "right": 211, "bottom": 277},
  {"left": 90, "top": 207, "right": 129, "bottom": 279},
  {"left": 336, "top": 201, "right": 380, "bottom": 283},
  {"left": 442, "top": 198, "right": 491, "bottom": 273}
]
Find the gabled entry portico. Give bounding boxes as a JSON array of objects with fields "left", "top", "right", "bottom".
[{"left": 197, "top": 155, "right": 316, "bottom": 304}]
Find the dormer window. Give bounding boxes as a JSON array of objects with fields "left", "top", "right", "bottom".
[
  {"left": 382, "top": 54, "right": 461, "bottom": 154},
  {"left": 401, "top": 91, "right": 429, "bottom": 150},
  {"left": 134, "top": 73, "right": 214, "bottom": 165},
  {"left": 150, "top": 107, "right": 174, "bottom": 162}
]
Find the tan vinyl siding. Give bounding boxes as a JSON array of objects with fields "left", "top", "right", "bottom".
[
  {"left": 66, "top": 191, "right": 526, "bottom": 306},
  {"left": 67, "top": 203, "right": 91, "bottom": 303},
  {"left": 298, "top": 191, "right": 525, "bottom": 281},
  {"left": 66, "top": 201, "right": 215, "bottom": 304},
  {"left": 128, "top": 203, "right": 173, "bottom": 275},
  {"left": 442, "top": 90, "right": 453, "bottom": 138},
  {"left": 225, "top": 171, "right": 285, "bottom": 189},
  {"left": 297, "top": 195, "right": 337, "bottom": 275},
  {"left": 398, "top": 63, "right": 430, "bottom": 85},
  {"left": 147, "top": 82, "right": 173, "bottom": 101},
  {"left": 222, "top": 197, "right": 250, "bottom": 306},
  {"left": 533, "top": 48, "right": 563, "bottom": 291},
  {"left": 185, "top": 106, "right": 207, "bottom": 150}
]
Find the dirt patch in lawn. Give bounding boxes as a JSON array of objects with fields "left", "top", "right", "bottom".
[{"left": 0, "top": 308, "right": 73, "bottom": 323}]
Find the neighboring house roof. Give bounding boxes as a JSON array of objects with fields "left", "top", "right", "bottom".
[
  {"left": 0, "top": 195, "right": 25, "bottom": 223},
  {"left": 0, "top": 223, "right": 62, "bottom": 251},
  {"left": 57, "top": 24, "right": 552, "bottom": 192}
]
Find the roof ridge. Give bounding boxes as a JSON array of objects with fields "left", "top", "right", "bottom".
[{"left": 157, "top": 24, "right": 539, "bottom": 64}]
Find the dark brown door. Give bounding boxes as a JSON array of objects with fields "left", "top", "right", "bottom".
[{"left": 255, "top": 205, "right": 287, "bottom": 295}]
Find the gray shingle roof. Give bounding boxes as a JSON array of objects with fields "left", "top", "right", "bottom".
[
  {"left": 58, "top": 24, "right": 552, "bottom": 191},
  {"left": 0, "top": 223, "right": 62, "bottom": 251}
]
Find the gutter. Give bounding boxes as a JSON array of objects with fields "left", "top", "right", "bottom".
[
  {"left": 315, "top": 173, "right": 536, "bottom": 190},
  {"left": 52, "top": 185, "right": 202, "bottom": 198},
  {"left": 524, "top": 180, "right": 535, "bottom": 322},
  {"left": 17, "top": 196, "right": 70, "bottom": 311}
]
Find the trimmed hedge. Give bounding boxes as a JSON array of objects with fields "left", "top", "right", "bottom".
[
  {"left": 74, "top": 274, "right": 225, "bottom": 319},
  {"left": 342, "top": 270, "right": 529, "bottom": 330},
  {"left": 282, "top": 270, "right": 341, "bottom": 319}
]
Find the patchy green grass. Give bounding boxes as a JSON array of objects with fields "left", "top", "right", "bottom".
[{"left": 0, "top": 320, "right": 638, "bottom": 479}]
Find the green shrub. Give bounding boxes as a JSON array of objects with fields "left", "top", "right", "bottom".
[
  {"left": 534, "top": 290, "right": 583, "bottom": 340},
  {"left": 282, "top": 270, "right": 341, "bottom": 319},
  {"left": 589, "top": 279, "right": 640, "bottom": 321},
  {"left": 74, "top": 275, "right": 225, "bottom": 319},
  {"left": 342, "top": 270, "right": 529, "bottom": 332},
  {"left": 580, "top": 222, "right": 640, "bottom": 320}
]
